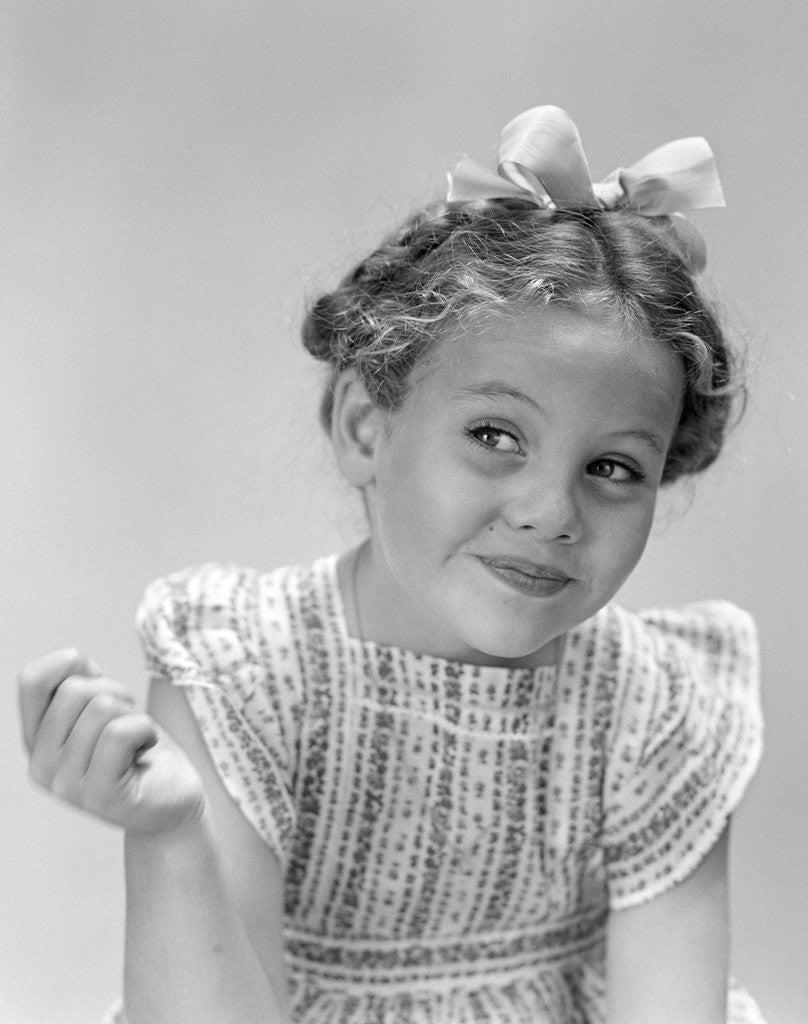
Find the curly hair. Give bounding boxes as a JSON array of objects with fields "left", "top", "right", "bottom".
[{"left": 302, "top": 199, "right": 744, "bottom": 483}]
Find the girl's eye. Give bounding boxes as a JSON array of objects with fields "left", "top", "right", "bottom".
[
  {"left": 466, "top": 423, "right": 523, "bottom": 455},
  {"left": 587, "top": 458, "right": 644, "bottom": 483}
]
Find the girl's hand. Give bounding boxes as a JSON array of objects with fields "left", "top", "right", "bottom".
[{"left": 19, "top": 649, "right": 206, "bottom": 836}]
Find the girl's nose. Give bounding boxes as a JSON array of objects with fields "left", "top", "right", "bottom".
[{"left": 501, "top": 471, "right": 583, "bottom": 542}]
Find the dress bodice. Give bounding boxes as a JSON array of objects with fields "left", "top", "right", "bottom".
[{"left": 129, "top": 556, "right": 764, "bottom": 1024}]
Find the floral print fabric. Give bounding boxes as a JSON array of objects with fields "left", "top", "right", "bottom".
[{"left": 123, "top": 556, "right": 765, "bottom": 1023}]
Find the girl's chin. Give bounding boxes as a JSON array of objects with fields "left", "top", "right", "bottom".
[{"left": 451, "top": 630, "right": 563, "bottom": 669}]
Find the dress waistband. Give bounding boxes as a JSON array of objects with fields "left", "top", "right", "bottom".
[{"left": 285, "top": 906, "right": 607, "bottom": 990}]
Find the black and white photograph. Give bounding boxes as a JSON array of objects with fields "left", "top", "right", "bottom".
[{"left": 2, "top": 3, "right": 805, "bottom": 1022}]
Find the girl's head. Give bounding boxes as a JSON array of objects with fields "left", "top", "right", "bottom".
[
  {"left": 299, "top": 108, "right": 743, "bottom": 664},
  {"left": 303, "top": 199, "right": 742, "bottom": 485}
]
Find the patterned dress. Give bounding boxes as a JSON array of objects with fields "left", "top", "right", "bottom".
[{"left": 108, "top": 556, "right": 765, "bottom": 1023}]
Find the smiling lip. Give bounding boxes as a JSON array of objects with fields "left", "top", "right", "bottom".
[{"left": 477, "top": 556, "right": 572, "bottom": 597}]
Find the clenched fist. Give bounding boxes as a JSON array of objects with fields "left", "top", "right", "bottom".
[{"left": 19, "top": 649, "right": 205, "bottom": 835}]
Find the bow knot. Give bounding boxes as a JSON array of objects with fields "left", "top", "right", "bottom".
[{"left": 446, "top": 105, "right": 724, "bottom": 270}]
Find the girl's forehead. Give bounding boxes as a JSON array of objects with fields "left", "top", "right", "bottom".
[{"left": 426, "top": 305, "right": 683, "bottom": 390}]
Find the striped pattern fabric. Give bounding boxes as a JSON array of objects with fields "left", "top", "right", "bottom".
[{"left": 123, "top": 556, "right": 765, "bottom": 1023}]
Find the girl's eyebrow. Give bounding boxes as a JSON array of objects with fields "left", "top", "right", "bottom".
[
  {"left": 615, "top": 429, "right": 668, "bottom": 455},
  {"left": 454, "top": 381, "right": 542, "bottom": 413},
  {"left": 455, "top": 382, "right": 668, "bottom": 455}
]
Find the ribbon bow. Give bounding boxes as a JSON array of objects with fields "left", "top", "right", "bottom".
[{"left": 446, "top": 105, "right": 724, "bottom": 271}]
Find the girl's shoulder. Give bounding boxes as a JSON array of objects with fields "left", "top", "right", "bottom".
[
  {"left": 135, "top": 557, "right": 340, "bottom": 684},
  {"left": 585, "top": 597, "right": 762, "bottom": 752},
  {"left": 606, "top": 597, "right": 758, "bottom": 687},
  {"left": 137, "top": 557, "right": 335, "bottom": 609},
  {"left": 565, "top": 598, "right": 760, "bottom": 727}
]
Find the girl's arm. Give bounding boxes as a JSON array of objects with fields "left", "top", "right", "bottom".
[
  {"left": 606, "top": 824, "right": 730, "bottom": 1024},
  {"left": 19, "top": 651, "right": 289, "bottom": 1024},
  {"left": 125, "top": 676, "right": 290, "bottom": 1024}
]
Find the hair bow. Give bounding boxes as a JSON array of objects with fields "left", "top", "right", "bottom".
[{"left": 446, "top": 105, "right": 724, "bottom": 271}]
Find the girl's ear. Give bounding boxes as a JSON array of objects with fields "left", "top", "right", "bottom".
[{"left": 330, "top": 369, "right": 389, "bottom": 488}]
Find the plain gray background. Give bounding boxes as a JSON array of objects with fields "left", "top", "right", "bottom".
[{"left": 2, "top": 3, "right": 806, "bottom": 1021}]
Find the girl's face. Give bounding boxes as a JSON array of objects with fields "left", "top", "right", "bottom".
[{"left": 356, "top": 305, "right": 684, "bottom": 667}]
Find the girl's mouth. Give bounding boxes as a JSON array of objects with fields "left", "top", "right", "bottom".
[{"left": 477, "top": 556, "right": 572, "bottom": 598}]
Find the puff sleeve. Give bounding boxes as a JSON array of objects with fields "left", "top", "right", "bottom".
[
  {"left": 602, "top": 601, "right": 763, "bottom": 910},
  {"left": 136, "top": 564, "right": 304, "bottom": 866}
]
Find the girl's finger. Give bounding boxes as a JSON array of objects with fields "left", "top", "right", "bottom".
[
  {"left": 85, "top": 712, "right": 158, "bottom": 786},
  {"left": 56, "top": 692, "right": 142, "bottom": 782},
  {"left": 28, "top": 675, "right": 135, "bottom": 787},
  {"left": 18, "top": 648, "right": 102, "bottom": 752}
]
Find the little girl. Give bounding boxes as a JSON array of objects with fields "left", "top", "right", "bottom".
[{"left": 20, "top": 106, "right": 764, "bottom": 1024}]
